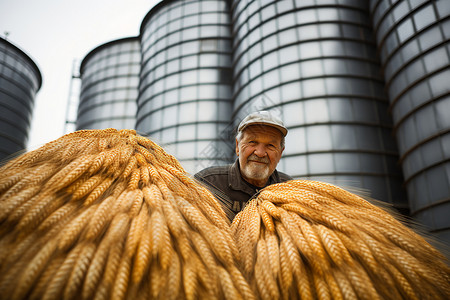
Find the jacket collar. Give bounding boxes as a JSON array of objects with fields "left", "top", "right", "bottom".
[{"left": 228, "top": 158, "right": 280, "bottom": 193}]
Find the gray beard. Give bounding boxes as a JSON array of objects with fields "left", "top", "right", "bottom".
[{"left": 241, "top": 161, "right": 270, "bottom": 182}]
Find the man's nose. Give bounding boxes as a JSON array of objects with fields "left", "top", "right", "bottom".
[{"left": 253, "top": 144, "right": 267, "bottom": 157}]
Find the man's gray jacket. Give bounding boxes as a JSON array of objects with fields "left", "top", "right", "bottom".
[{"left": 194, "top": 159, "right": 292, "bottom": 221}]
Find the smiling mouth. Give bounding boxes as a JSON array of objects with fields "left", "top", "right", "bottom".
[
  {"left": 247, "top": 154, "right": 269, "bottom": 164},
  {"left": 248, "top": 160, "right": 268, "bottom": 165}
]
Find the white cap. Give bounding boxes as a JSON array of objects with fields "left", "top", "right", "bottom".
[{"left": 238, "top": 111, "right": 288, "bottom": 136}]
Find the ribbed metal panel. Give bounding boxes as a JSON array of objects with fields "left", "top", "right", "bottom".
[
  {"left": 230, "top": 0, "right": 407, "bottom": 209},
  {"left": 0, "top": 38, "right": 41, "bottom": 162},
  {"left": 137, "top": 0, "right": 234, "bottom": 173},
  {"left": 77, "top": 37, "right": 140, "bottom": 131},
  {"left": 370, "top": 0, "right": 450, "bottom": 246}
]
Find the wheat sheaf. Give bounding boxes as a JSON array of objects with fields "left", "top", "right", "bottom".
[
  {"left": 232, "top": 181, "right": 450, "bottom": 300},
  {"left": 0, "top": 129, "right": 252, "bottom": 300},
  {"left": 0, "top": 128, "right": 449, "bottom": 300}
]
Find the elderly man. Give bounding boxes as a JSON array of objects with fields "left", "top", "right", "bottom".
[{"left": 195, "top": 111, "right": 292, "bottom": 221}]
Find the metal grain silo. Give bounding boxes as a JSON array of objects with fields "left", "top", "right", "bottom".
[
  {"left": 77, "top": 37, "right": 140, "bottom": 131},
  {"left": 370, "top": 0, "right": 450, "bottom": 248},
  {"left": 230, "top": 0, "right": 407, "bottom": 210},
  {"left": 137, "top": 0, "right": 234, "bottom": 173},
  {"left": 0, "top": 37, "right": 42, "bottom": 162}
]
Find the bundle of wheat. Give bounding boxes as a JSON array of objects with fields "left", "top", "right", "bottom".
[
  {"left": 0, "top": 128, "right": 254, "bottom": 300},
  {"left": 231, "top": 180, "right": 450, "bottom": 300}
]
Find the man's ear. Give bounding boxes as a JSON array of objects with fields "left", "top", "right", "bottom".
[{"left": 235, "top": 138, "right": 239, "bottom": 156}]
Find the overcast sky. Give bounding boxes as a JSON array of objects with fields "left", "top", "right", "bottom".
[{"left": 0, "top": 0, "right": 160, "bottom": 150}]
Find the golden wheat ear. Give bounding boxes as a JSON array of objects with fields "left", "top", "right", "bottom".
[
  {"left": 232, "top": 180, "right": 450, "bottom": 300},
  {"left": 0, "top": 128, "right": 254, "bottom": 300}
]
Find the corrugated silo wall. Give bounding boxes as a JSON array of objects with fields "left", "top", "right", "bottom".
[
  {"left": 0, "top": 38, "right": 41, "bottom": 162},
  {"left": 77, "top": 37, "right": 140, "bottom": 131},
  {"left": 137, "top": 0, "right": 235, "bottom": 173},
  {"left": 370, "top": 0, "right": 450, "bottom": 250},
  {"left": 230, "top": 0, "right": 408, "bottom": 211}
]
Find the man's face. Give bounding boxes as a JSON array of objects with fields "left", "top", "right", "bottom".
[{"left": 235, "top": 125, "right": 284, "bottom": 187}]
